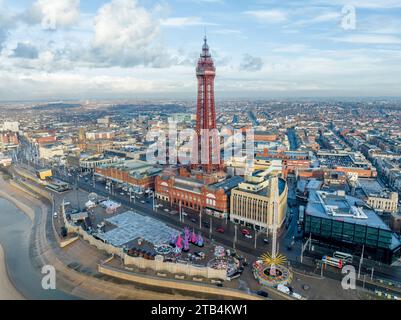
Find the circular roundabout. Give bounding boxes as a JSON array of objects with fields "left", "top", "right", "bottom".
[{"left": 253, "top": 253, "right": 292, "bottom": 287}]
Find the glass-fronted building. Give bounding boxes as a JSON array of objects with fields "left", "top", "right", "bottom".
[{"left": 304, "top": 190, "right": 401, "bottom": 264}]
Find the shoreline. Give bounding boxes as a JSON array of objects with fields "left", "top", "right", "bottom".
[
  {"left": 0, "top": 176, "right": 35, "bottom": 300},
  {"left": 0, "top": 243, "right": 25, "bottom": 300},
  {"left": 0, "top": 178, "right": 35, "bottom": 222}
]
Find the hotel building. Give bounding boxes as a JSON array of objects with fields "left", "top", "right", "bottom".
[{"left": 230, "top": 171, "right": 288, "bottom": 231}]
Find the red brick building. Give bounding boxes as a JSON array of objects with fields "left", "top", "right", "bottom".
[
  {"left": 94, "top": 160, "right": 162, "bottom": 191},
  {"left": 155, "top": 175, "right": 243, "bottom": 219},
  {"left": 1, "top": 131, "right": 18, "bottom": 146}
]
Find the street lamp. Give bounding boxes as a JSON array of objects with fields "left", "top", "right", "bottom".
[
  {"left": 199, "top": 209, "right": 202, "bottom": 230},
  {"left": 357, "top": 245, "right": 365, "bottom": 279},
  {"left": 209, "top": 217, "right": 212, "bottom": 239},
  {"left": 233, "top": 225, "right": 237, "bottom": 249}
]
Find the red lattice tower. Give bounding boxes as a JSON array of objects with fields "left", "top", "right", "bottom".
[{"left": 193, "top": 36, "right": 220, "bottom": 173}]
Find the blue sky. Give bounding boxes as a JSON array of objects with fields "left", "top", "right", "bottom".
[{"left": 1, "top": 0, "right": 401, "bottom": 100}]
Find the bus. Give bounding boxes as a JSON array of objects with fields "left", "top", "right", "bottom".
[
  {"left": 333, "top": 251, "right": 353, "bottom": 264},
  {"left": 322, "top": 256, "right": 343, "bottom": 269}
]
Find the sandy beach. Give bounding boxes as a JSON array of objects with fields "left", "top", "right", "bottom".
[{"left": 0, "top": 244, "right": 25, "bottom": 300}]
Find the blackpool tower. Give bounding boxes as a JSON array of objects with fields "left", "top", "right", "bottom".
[{"left": 193, "top": 36, "right": 220, "bottom": 173}]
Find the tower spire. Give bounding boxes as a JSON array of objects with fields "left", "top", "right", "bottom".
[{"left": 201, "top": 33, "right": 211, "bottom": 58}]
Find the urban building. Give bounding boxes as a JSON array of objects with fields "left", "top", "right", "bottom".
[
  {"left": 1, "top": 121, "right": 19, "bottom": 132},
  {"left": 155, "top": 174, "right": 243, "bottom": 219},
  {"left": 85, "top": 130, "right": 115, "bottom": 141},
  {"left": 66, "top": 153, "right": 119, "bottom": 171},
  {"left": 0, "top": 131, "right": 19, "bottom": 150},
  {"left": 95, "top": 159, "right": 162, "bottom": 191},
  {"left": 352, "top": 178, "right": 398, "bottom": 213},
  {"left": 304, "top": 190, "right": 401, "bottom": 264},
  {"left": 38, "top": 143, "right": 64, "bottom": 160},
  {"left": 230, "top": 172, "right": 288, "bottom": 231},
  {"left": 317, "top": 151, "right": 377, "bottom": 178}
]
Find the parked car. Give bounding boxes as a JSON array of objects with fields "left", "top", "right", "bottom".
[
  {"left": 245, "top": 234, "right": 253, "bottom": 239},
  {"left": 216, "top": 227, "right": 225, "bottom": 233},
  {"left": 241, "top": 229, "right": 251, "bottom": 235},
  {"left": 257, "top": 290, "right": 269, "bottom": 298},
  {"left": 203, "top": 222, "right": 210, "bottom": 228},
  {"left": 60, "top": 226, "right": 67, "bottom": 238},
  {"left": 263, "top": 238, "right": 269, "bottom": 244},
  {"left": 190, "top": 218, "right": 197, "bottom": 223}
]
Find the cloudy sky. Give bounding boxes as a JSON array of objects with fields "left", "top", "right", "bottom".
[{"left": 0, "top": 0, "right": 401, "bottom": 101}]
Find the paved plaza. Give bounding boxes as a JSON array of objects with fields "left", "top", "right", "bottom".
[{"left": 97, "top": 211, "right": 180, "bottom": 247}]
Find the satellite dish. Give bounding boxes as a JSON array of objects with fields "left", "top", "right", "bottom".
[{"left": 88, "top": 192, "right": 98, "bottom": 202}]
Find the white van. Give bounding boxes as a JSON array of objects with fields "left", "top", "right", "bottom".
[{"left": 277, "top": 284, "right": 290, "bottom": 295}]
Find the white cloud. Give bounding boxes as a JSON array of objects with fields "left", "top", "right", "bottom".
[
  {"left": 89, "top": 0, "right": 174, "bottom": 68},
  {"left": 24, "top": 0, "right": 80, "bottom": 29},
  {"left": 0, "top": 1, "right": 16, "bottom": 50},
  {"left": 243, "top": 10, "right": 288, "bottom": 23},
  {"left": 0, "top": 70, "right": 159, "bottom": 100},
  {"left": 310, "top": 12, "right": 340, "bottom": 23},
  {"left": 333, "top": 34, "right": 401, "bottom": 44},
  {"left": 240, "top": 54, "right": 263, "bottom": 71},
  {"left": 319, "top": 0, "right": 401, "bottom": 9},
  {"left": 160, "top": 17, "right": 217, "bottom": 27}
]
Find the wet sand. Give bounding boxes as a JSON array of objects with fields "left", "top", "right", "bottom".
[{"left": 0, "top": 244, "right": 25, "bottom": 300}]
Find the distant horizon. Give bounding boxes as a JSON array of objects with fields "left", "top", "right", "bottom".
[{"left": 1, "top": 95, "right": 401, "bottom": 105}]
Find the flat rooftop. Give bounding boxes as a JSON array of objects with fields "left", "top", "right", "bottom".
[
  {"left": 96, "top": 211, "right": 180, "bottom": 247},
  {"left": 208, "top": 176, "right": 244, "bottom": 191},
  {"left": 357, "top": 178, "right": 388, "bottom": 197},
  {"left": 306, "top": 190, "right": 388, "bottom": 229}
]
